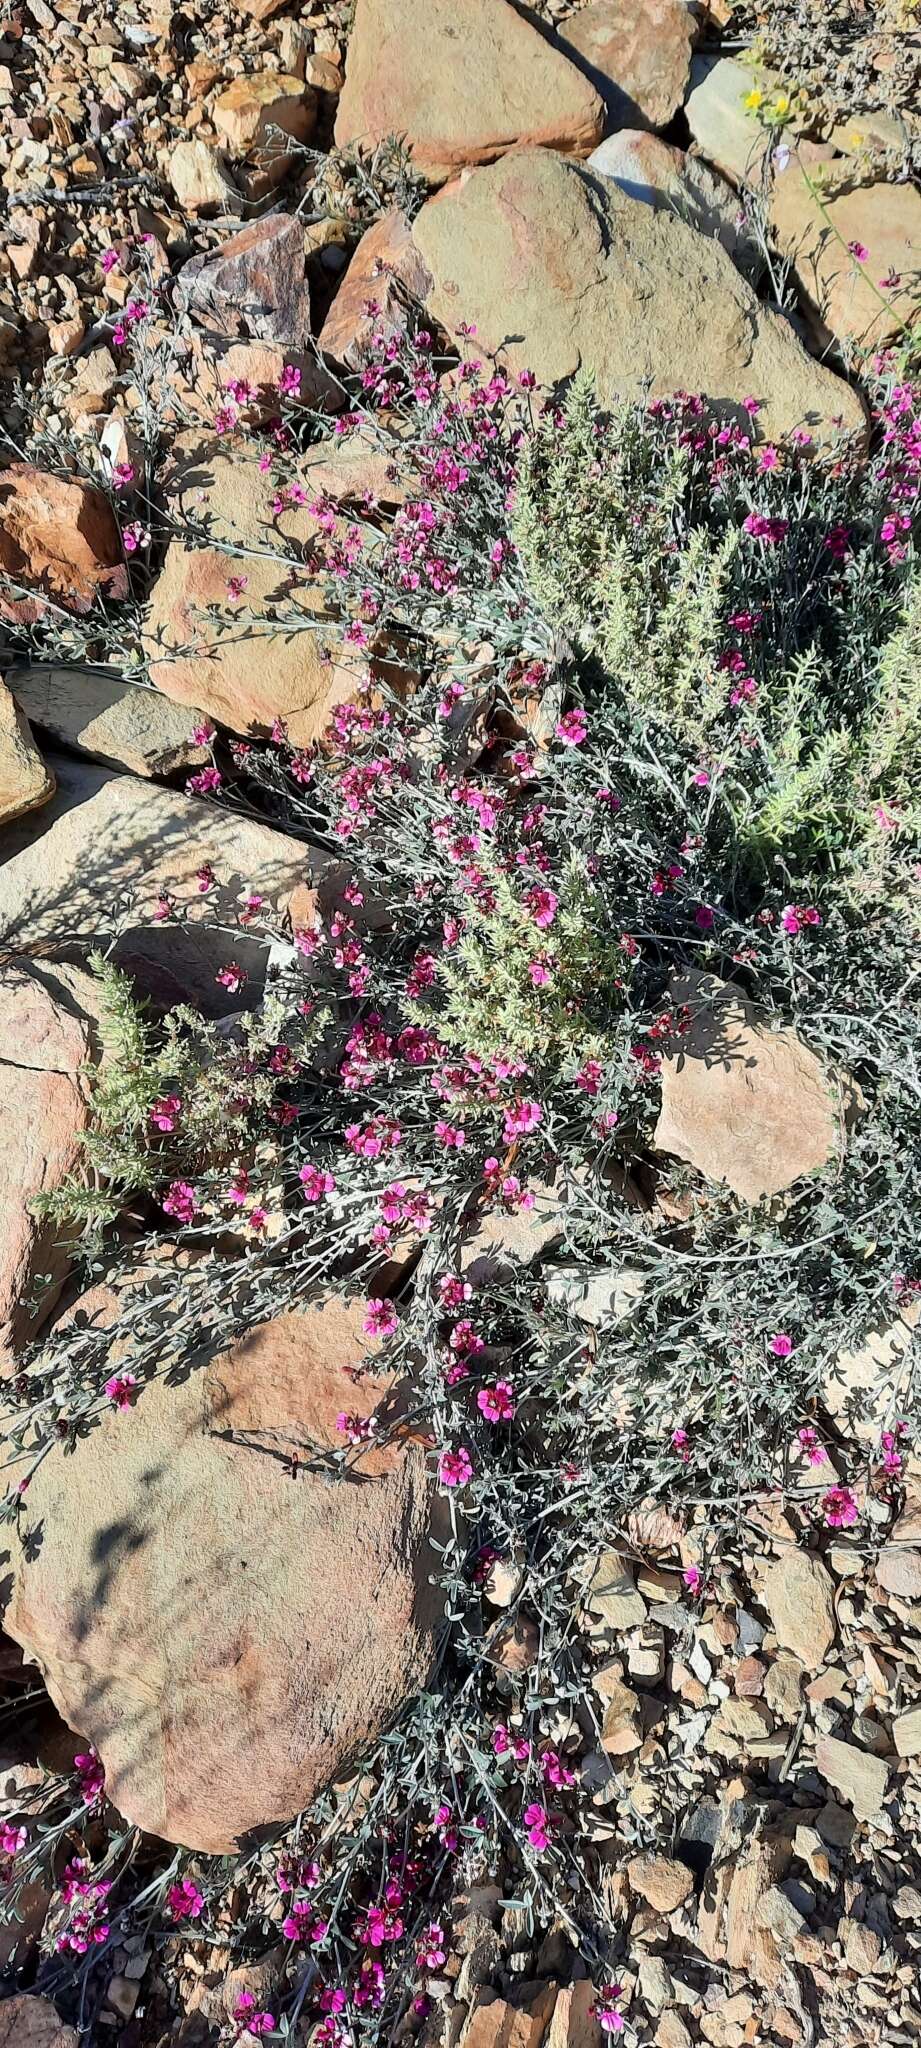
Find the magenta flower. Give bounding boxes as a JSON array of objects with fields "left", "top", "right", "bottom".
[
  {"left": 682, "top": 1566, "right": 702, "bottom": 1595},
  {"left": 823, "top": 1484, "right": 858, "bottom": 1527},
  {"left": 74, "top": 1749, "right": 105, "bottom": 1806},
  {"left": 104, "top": 1372, "right": 139, "bottom": 1414},
  {"left": 768, "top": 1331, "right": 793, "bottom": 1357},
  {"left": 416, "top": 1921, "right": 446, "bottom": 1970},
  {"left": 299, "top": 1163, "right": 336, "bottom": 1201},
  {"left": 438, "top": 1445, "right": 473, "bottom": 1488},
  {"left": 848, "top": 240, "right": 869, "bottom": 262},
  {"left": 215, "top": 962, "right": 247, "bottom": 993},
  {"left": 502, "top": 1097, "right": 543, "bottom": 1142},
  {"left": 555, "top": 707, "right": 588, "bottom": 746},
  {"left": 477, "top": 1380, "right": 517, "bottom": 1423},
  {"left": 364, "top": 1297, "right": 398, "bottom": 1339},
  {"left": 282, "top": 1899, "right": 328, "bottom": 1943},
  {"left": 149, "top": 1094, "right": 181, "bottom": 1132},
  {"left": 187, "top": 766, "right": 223, "bottom": 796},
  {"left": 162, "top": 1180, "right": 200, "bottom": 1225},
  {"left": 593, "top": 1985, "right": 625, "bottom": 2034},
  {"left": 522, "top": 1800, "right": 553, "bottom": 1851},
  {"left": 167, "top": 1877, "right": 204, "bottom": 1924},
  {"left": 526, "top": 885, "right": 558, "bottom": 928}
]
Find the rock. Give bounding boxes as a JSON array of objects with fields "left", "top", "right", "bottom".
[
  {"left": 461, "top": 1181, "right": 564, "bottom": 1285},
  {"left": 841, "top": 1919, "right": 882, "bottom": 1972},
  {"left": 176, "top": 213, "right": 313, "bottom": 347},
  {"left": 462, "top": 1988, "right": 558, "bottom": 2048},
  {"left": 547, "top": 1982, "right": 602, "bottom": 2048},
  {"left": 320, "top": 211, "right": 434, "bottom": 369},
  {"left": 9, "top": 667, "right": 208, "bottom": 779},
  {"left": 653, "top": 971, "right": 853, "bottom": 1203},
  {"left": 684, "top": 56, "right": 773, "bottom": 187},
  {"left": 169, "top": 139, "right": 241, "bottom": 214},
  {"left": 762, "top": 1550, "right": 835, "bottom": 1669},
  {"left": 0, "top": 959, "right": 105, "bottom": 1373},
  {"left": 893, "top": 1706, "right": 921, "bottom": 1758},
  {"left": 2, "top": 1304, "right": 441, "bottom": 1854},
  {"left": 587, "top": 130, "right": 762, "bottom": 282},
  {"left": 0, "top": 1997, "right": 77, "bottom": 2048},
  {"left": 184, "top": 334, "right": 343, "bottom": 422},
  {"left": 0, "top": 751, "right": 322, "bottom": 1011},
  {"left": 581, "top": 1549, "right": 647, "bottom": 1631},
  {"left": 412, "top": 152, "right": 864, "bottom": 448},
  {"left": 814, "top": 1736, "right": 889, "bottom": 1821},
  {"left": 706, "top": 1698, "right": 774, "bottom": 1752},
  {"left": 489, "top": 1614, "right": 540, "bottom": 1675},
  {"left": 724, "top": 1815, "right": 795, "bottom": 1978},
  {"left": 0, "top": 465, "right": 128, "bottom": 621},
  {"left": 594, "top": 1666, "right": 643, "bottom": 1754},
  {"left": 825, "top": 1311, "right": 917, "bottom": 1444},
  {"left": 892, "top": 1884, "right": 921, "bottom": 1920},
  {"left": 875, "top": 1544, "right": 921, "bottom": 1600},
  {"left": 0, "top": 680, "right": 54, "bottom": 824},
  {"left": 212, "top": 73, "right": 316, "bottom": 197},
  {"left": 770, "top": 162, "right": 921, "bottom": 349},
  {"left": 628, "top": 1854, "right": 694, "bottom": 1913},
  {"left": 764, "top": 1656, "right": 804, "bottom": 1722},
  {"left": 143, "top": 435, "right": 365, "bottom": 741},
  {"left": 557, "top": 0, "right": 694, "bottom": 132},
  {"left": 656, "top": 2019, "right": 692, "bottom": 2048},
  {"left": 335, "top": 0, "right": 604, "bottom": 184}
]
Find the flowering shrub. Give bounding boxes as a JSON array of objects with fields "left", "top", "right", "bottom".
[{"left": 4, "top": 315, "right": 921, "bottom": 2033}]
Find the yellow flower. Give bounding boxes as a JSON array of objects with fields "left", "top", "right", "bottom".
[
  {"left": 744, "top": 87, "right": 764, "bottom": 110},
  {"left": 774, "top": 92, "right": 791, "bottom": 115}
]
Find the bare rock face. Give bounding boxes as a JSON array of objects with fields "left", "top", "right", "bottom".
[
  {"left": 557, "top": 0, "right": 694, "bottom": 132},
  {"left": 320, "top": 211, "right": 434, "bottom": 369},
  {"left": 2, "top": 1303, "right": 442, "bottom": 1854},
  {"left": 176, "top": 213, "right": 313, "bottom": 347},
  {"left": 0, "top": 1996, "right": 77, "bottom": 2048},
  {"left": 9, "top": 666, "right": 207, "bottom": 780},
  {"left": 0, "top": 959, "right": 106, "bottom": 1373},
  {"left": 334, "top": 0, "right": 604, "bottom": 184},
  {"left": 770, "top": 161, "right": 921, "bottom": 349},
  {"left": 0, "top": 465, "right": 128, "bottom": 622},
  {"left": 212, "top": 73, "right": 316, "bottom": 197},
  {"left": 652, "top": 971, "right": 849, "bottom": 1203},
  {"left": 0, "top": 679, "right": 54, "bottom": 824},
  {"left": 144, "top": 436, "right": 367, "bottom": 740},
  {"left": 587, "top": 130, "right": 762, "bottom": 282},
  {"left": 761, "top": 1550, "right": 835, "bottom": 1669},
  {"left": 411, "top": 152, "right": 865, "bottom": 449}
]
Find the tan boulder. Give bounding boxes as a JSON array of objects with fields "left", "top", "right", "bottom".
[
  {"left": 652, "top": 971, "right": 849, "bottom": 1202},
  {"left": 168, "top": 138, "right": 241, "bottom": 214},
  {"left": 770, "top": 162, "right": 921, "bottom": 349},
  {"left": 0, "top": 959, "right": 106, "bottom": 1372},
  {"left": 558, "top": 0, "right": 694, "bottom": 132},
  {"left": 814, "top": 1735, "right": 889, "bottom": 1821},
  {"left": 9, "top": 666, "right": 207, "bottom": 779},
  {"left": 0, "top": 465, "right": 128, "bottom": 622},
  {"left": 213, "top": 73, "right": 316, "bottom": 197},
  {"left": 0, "top": 1997, "right": 77, "bottom": 2048},
  {"left": 627, "top": 1853, "right": 694, "bottom": 1912},
  {"left": 684, "top": 56, "right": 774, "bottom": 187},
  {"left": 0, "top": 751, "right": 321, "bottom": 1010},
  {"left": 588, "top": 130, "right": 762, "bottom": 281},
  {"left": 0, "top": 679, "right": 54, "bottom": 824},
  {"left": 320, "top": 210, "right": 434, "bottom": 369},
  {"left": 412, "top": 152, "right": 865, "bottom": 448},
  {"left": 2, "top": 1303, "right": 441, "bottom": 1854},
  {"left": 761, "top": 1550, "right": 835, "bottom": 1669},
  {"left": 144, "top": 436, "right": 367, "bottom": 740},
  {"left": 335, "top": 0, "right": 604, "bottom": 184}
]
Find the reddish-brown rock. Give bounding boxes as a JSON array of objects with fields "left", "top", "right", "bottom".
[
  {"left": 320, "top": 211, "right": 434, "bottom": 369},
  {"left": 0, "top": 960, "right": 105, "bottom": 1373},
  {"left": 558, "top": 0, "right": 694, "bottom": 132},
  {"left": 0, "top": 466, "right": 128, "bottom": 620},
  {"left": 2, "top": 1303, "right": 442, "bottom": 1854},
  {"left": 335, "top": 0, "right": 604, "bottom": 183},
  {"left": 176, "top": 213, "right": 313, "bottom": 347}
]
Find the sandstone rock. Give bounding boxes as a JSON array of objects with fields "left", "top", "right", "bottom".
[
  {"left": 144, "top": 436, "right": 367, "bottom": 740},
  {"left": 0, "top": 752, "right": 321, "bottom": 1011},
  {"left": 335, "top": 0, "right": 604, "bottom": 184},
  {"left": 893, "top": 1706, "right": 921, "bottom": 1758},
  {"left": 2, "top": 1304, "right": 441, "bottom": 1854},
  {"left": 489, "top": 1613, "right": 540, "bottom": 1674},
  {"left": 587, "top": 130, "right": 762, "bottom": 282},
  {"left": 0, "top": 1997, "right": 77, "bottom": 2048},
  {"left": 628, "top": 1853, "right": 694, "bottom": 1913},
  {"left": 684, "top": 56, "right": 773, "bottom": 187},
  {"left": 764, "top": 1656, "right": 804, "bottom": 1722},
  {"left": 594, "top": 1666, "right": 643, "bottom": 1754},
  {"left": 461, "top": 1181, "right": 564, "bottom": 1286},
  {"left": 547, "top": 1982, "right": 602, "bottom": 2048},
  {"left": 770, "top": 162, "right": 921, "bottom": 348},
  {"left": 168, "top": 138, "right": 241, "bottom": 214},
  {"left": 557, "top": 0, "right": 694, "bottom": 132},
  {"left": 814, "top": 1736, "right": 889, "bottom": 1821},
  {"left": 176, "top": 213, "right": 313, "bottom": 347},
  {"left": 581, "top": 1549, "right": 647, "bottom": 1630},
  {"left": 762, "top": 1550, "right": 835, "bottom": 1669},
  {"left": 653, "top": 971, "right": 850, "bottom": 1202},
  {"left": 10, "top": 667, "right": 208, "bottom": 779},
  {"left": 0, "top": 680, "right": 54, "bottom": 824},
  {"left": 875, "top": 1544, "right": 921, "bottom": 1600},
  {"left": 463, "top": 1988, "right": 559, "bottom": 2048},
  {"left": 724, "top": 1815, "right": 795, "bottom": 1976},
  {"left": 184, "top": 334, "right": 344, "bottom": 423},
  {"left": 412, "top": 152, "right": 864, "bottom": 448},
  {"left": 320, "top": 211, "right": 434, "bottom": 369},
  {"left": 0, "top": 959, "right": 105, "bottom": 1372},
  {"left": 0, "top": 465, "right": 128, "bottom": 621},
  {"left": 213, "top": 73, "right": 316, "bottom": 197}
]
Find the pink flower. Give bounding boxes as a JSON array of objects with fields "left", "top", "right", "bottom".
[
  {"left": 282, "top": 1899, "right": 328, "bottom": 1944},
  {"left": 682, "top": 1566, "right": 702, "bottom": 1595},
  {"left": 216, "top": 962, "right": 247, "bottom": 993},
  {"left": 438, "top": 1274, "right": 472, "bottom": 1310},
  {"left": 522, "top": 1801, "right": 553, "bottom": 1851},
  {"left": 435, "top": 1119, "right": 466, "bottom": 1149},
  {"left": 743, "top": 512, "right": 789, "bottom": 545},
  {"left": 757, "top": 445, "right": 779, "bottom": 472},
  {"left": 848, "top": 240, "right": 869, "bottom": 262},
  {"left": 416, "top": 1921, "right": 446, "bottom": 1970},
  {"left": 226, "top": 574, "right": 248, "bottom": 603},
  {"left": 101, "top": 247, "right": 119, "bottom": 273},
  {"left": 299, "top": 1163, "right": 336, "bottom": 1201},
  {"left": 823, "top": 1485, "right": 858, "bottom": 1528},
  {"left": 192, "top": 722, "right": 216, "bottom": 747},
  {"left": 364, "top": 1297, "right": 398, "bottom": 1339},
  {"left": 526, "top": 885, "right": 558, "bottom": 928},
  {"left": 671, "top": 1427, "right": 690, "bottom": 1462},
  {"left": 149, "top": 1094, "right": 181, "bottom": 1132},
  {"left": 477, "top": 1380, "right": 517, "bottom": 1423},
  {"left": 167, "top": 1877, "right": 204, "bottom": 1923},
  {"left": 768, "top": 1332, "right": 793, "bottom": 1357},
  {"left": 233, "top": 1992, "right": 276, "bottom": 2036},
  {"left": 162, "top": 1180, "right": 200, "bottom": 1225},
  {"left": 503, "top": 1097, "right": 542, "bottom": 1142},
  {"left": 529, "top": 956, "right": 552, "bottom": 987},
  {"left": 593, "top": 1985, "right": 625, "bottom": 2034},
  {"left": 74, "top": 1749, "right": 104, "bottom": 1806},
  {"left": 187, "top": 766, "right": 223, "bottom": 796},
  {"left": 540, "top": 1747, "right": 575, "bottom": 1788},
  {"left": 555, "top": 707, "right": 587, "bottom": 746},
  {"left": 695, "top": 904, "right": 715, "bottom": 931},
  {"left": 278, "top": 363, "right": 302, "bottom": 397},
  {"left": 104, "top": 1372, "right": 138, "bottom": 1414},
  {"left": 438, "top": 1445, "right": 473, "bottom": 1488},
  {"left": 575, "top": 1057, "right": 603, "bottom": 1095},
  {"left": 781, "top": 903, "right": 821, "bottom": 936}
]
